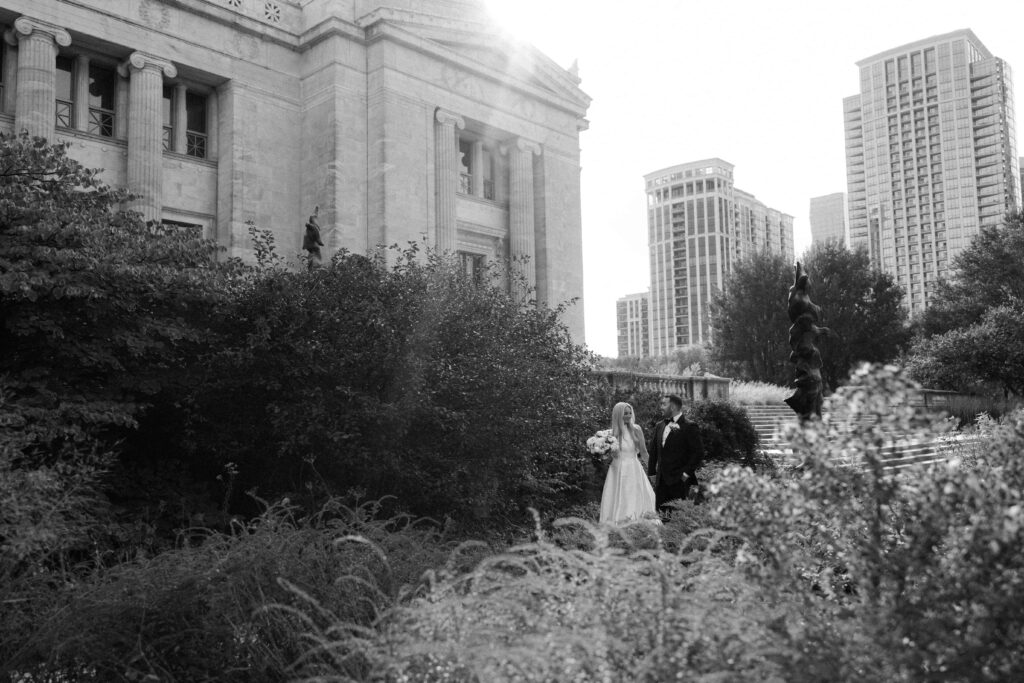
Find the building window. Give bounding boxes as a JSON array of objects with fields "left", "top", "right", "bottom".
[
  {"left": 55, "top": 55, "right": 74, "bottom": 128},
  {"left": 459, "top": 251, "right": 485, "bottom": 284},
  {"left": 458, "top": 139, "right": 473, "bottom": 194},
  {"left": 185, "top": 91, "right": 207, "bottom": 158},
  {"left": 87, "top": 64, "right": 116, "bottom": 137}
]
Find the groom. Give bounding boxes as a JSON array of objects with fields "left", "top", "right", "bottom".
[{"left": 648, "top": 394, "right": 704, "bottom": 514}]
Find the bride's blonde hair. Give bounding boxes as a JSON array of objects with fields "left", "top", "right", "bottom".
[{"left": 610, "top": 402, "right": 635, "bottom": 444}]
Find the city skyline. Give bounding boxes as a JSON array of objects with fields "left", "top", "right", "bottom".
[{"left": 482, "top": 0, "right": 1024, "bottom": 357}]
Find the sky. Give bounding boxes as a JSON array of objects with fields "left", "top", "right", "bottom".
[{"left": 481, "top": 0, "right": 1024, "bottom": 357}]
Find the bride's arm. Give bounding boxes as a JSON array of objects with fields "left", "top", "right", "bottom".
[{"left": 634, "top": 424, "right": 650, "bottom": 469}]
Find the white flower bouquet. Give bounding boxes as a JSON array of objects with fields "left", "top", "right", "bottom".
[{"left": 586, "top": 429, "right": 618, "bottom": 463}]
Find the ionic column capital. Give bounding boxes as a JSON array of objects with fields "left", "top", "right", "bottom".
[
  {"left": 434, "top": 107, "right": 465, "bottom": 129},
  {"left": 6, "top": 16, "right": 71, "bottom": 48},
  {"left": 118, "top": 51, "right": 177, "bottom": 79},
  {"left": 500, "top": 137, "right": 542, "bottom": 157}
]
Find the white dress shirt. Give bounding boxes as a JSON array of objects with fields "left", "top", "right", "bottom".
[{"left": 662, "top": 412, "right": 683, "bottom": 446}]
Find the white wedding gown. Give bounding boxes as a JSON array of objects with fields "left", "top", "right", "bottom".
[{"left": 599, "top": 429, "right": 658, "bottom": 524}]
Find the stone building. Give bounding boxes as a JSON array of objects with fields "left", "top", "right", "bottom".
[{"left": 0, "top": 0, "right": 591, "bottom": 339}]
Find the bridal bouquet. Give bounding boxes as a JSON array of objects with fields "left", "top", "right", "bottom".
[{"left": 586, "top": 429, "right": 618, "bottom": 463}]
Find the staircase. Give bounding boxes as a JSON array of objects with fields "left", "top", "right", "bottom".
[{"left": 744, "top": 401, "right": 978, "bottom": 470}]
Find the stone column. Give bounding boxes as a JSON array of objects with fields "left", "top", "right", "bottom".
[
  {"left": 114, "top": 74, "right": 129, "bottom": 139},
  {"left": 173, "top": 82, "right": 187, "bottom": 153},
  {"left": 434, "top": 108, "right": 464, "bottom": 253},
  {"left": 205, "top": 89, "right": 218, "bottom": 160},
  {"left": 119, "top": 51, "right": 177, "bottom": 223},
  {"left": 2, "top": 42, "right": 18, "bottom": 115},
  {"left": 73, "top": 54, "right": 90, "bottom": 132},
  {"left": 508, "top": 137, "right": 541, "bottom": 298},
  {"left": 6, "top": 16, "right": 71, "bottom": 139},
  {"left": 471, "top": 140, "right": 484, "bottom": 198}
]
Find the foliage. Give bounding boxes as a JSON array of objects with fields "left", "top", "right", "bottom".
[
  {"left": 712, "top": 365, "right": 1024, "bottom": 680},
  {"left": 708, "top": 251, "right": 793, "bottom": 385},
  {"left": 803, "top": 242, "right": 910, "bottom": 391},
  {"left": 175, "top": 245, "right": 597, "bottom": 520},
  {"left": 916, "top": 211, "right": 1024, "bottom": 338},
  {"left": 0, "top": 133, "right": 231, "bottom": 579},
  {"left": 908, "top": 300, "right": 1024, "bottom": 397},
  {"left": 2, "top": 498, "right": 462, "bottom": 682},
  {"left": 600, "top": 344, "right": 709, "bottom": 376},
  {"left": 687, "top": 400, "right": 760, "bottom": 464},
  {"left": 908, "top": 213, "right": 1024, "bottom": 397},
  {"left": 729, "top": 380, "right": 789, "bottom": 405}
]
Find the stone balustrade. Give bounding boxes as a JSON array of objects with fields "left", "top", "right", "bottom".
[{"left": 592, "top": 370, "right": 731, "bottom": 402}]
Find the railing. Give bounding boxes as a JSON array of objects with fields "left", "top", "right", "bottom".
[
  {"left": 162, "top": 125, "right": 172, "bottom": 152},
  {"left": 483, "top": 179, "right": 495, "bottom": 200},
  {"left": 88, "top": 108, "right": 114, "bottom": 137},
  {"left": 592, "top": 370, "right": 730, "bottom": 401},
  {"left": 55, "top": 99, "right": 73, "bottom": 128},
  {"left": 186, "top": 131, "right": 207, "bottom": 159},
  {"left": 458, "top": 173, "right": 472, "bottom": 195}
]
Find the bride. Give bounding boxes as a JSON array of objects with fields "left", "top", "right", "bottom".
[{"left": 599, "top": 402, "right": 659, "bottom": 524}]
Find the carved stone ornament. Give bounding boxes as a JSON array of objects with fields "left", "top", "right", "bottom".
[
  {"left": 118, "top": 51, "right": 178, "bottom": 79},
  {"left": 434, "top": 108, "right": 465, "bottom": 129},
  {"left": 7, "top": 16, "right": 71, "bottom": 48}
]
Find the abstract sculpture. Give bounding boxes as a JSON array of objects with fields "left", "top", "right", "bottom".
[{"left": 784, "top": 262, "right": 829, "bottom": 419}]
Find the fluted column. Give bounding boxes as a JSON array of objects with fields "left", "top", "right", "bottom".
[
  {"left": 434, "top": 108, "right": 464, "bottom": 253},
  {"left": 508, "top": 137, "right": 541, "bottom": 298},
  {"left": 471, "top": 140, "right": 484, "bottom": 198},
  {"left": 73, "top": 54, "right": 90, "bottom": 132},
  {"left": 7, "top": 16, "right": 71, "bottom": 139},
  {"left": 2, "top": 42, "right": 19, "bottom": 115},
  {"left": 173, "top": 82, "right": 187, "bottom": 153},
  {"left": 119, "top": 52, "right": 177, "bottom": 223}
]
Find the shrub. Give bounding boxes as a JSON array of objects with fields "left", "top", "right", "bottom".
[
  {"left": 174, "top": 245, "right": 597, "bottom": 521},
  {"left": 687, "top": 400, "right": 760, "bottom": 464},
  {"left": 711, "top": 365, "right": 1024, "bottom": 680}
]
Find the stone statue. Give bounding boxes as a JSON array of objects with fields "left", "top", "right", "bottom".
[
  {"left": 302, "top": 205, "right": 324, "bottom": 270},
  {"left": 784, "top": 262, "right": 830, "bottom": 419}
]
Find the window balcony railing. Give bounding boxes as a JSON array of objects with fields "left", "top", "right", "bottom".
[
  {"left": 483, "top": 179, "right": 494, "bottom": 200},
  {"left": 55, "top": 99, "right": 73, "bottom": 128},
  {"left": 162, "top": 126, "right": 172, "bottom": 152},
  {"left": 186, "top": 131, "right": 207, "bottom": 159},
  {"left": 458, "top": 173, "right": 472, "bottom": 195},
  {"left": 88, "top": 108, "right": 114, "bottom": 137}
]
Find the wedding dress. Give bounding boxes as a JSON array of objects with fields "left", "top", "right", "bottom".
[{"left": 599, "top": 429, "right": 658, "bottom": 524}]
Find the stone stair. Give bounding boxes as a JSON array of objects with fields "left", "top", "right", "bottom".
[{"left": 742, "top": 401, "right": 978, "bottom": 470}]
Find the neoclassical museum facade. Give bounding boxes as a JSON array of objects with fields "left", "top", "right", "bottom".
[{"left": 0, "top": 0, "right": 591, "bottom": 340}]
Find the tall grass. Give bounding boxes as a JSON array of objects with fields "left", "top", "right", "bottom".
[{"left": 728, "top": 380, "right": 789, "bottom": 405}]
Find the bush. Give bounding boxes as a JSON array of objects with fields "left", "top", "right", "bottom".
[
  {"left": 173, "top": 244, "right": 597, "bottom": 521},
  {"left": 687, "top": 400, "right": 760, "bottom": 464},
  {"left": 711, "top": 365, "right": 1024, "bottom": 680}
]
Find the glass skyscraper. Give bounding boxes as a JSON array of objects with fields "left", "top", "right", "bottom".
[{"left": 844, "top": 29, "right": 1020, "bottom": 314}]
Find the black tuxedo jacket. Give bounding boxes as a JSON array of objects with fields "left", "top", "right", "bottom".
[{"left": 647, "top": 416, "right": 703, "bottom": 486}]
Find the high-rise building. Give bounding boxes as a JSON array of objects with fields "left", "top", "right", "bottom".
[
  {"left": 844, "top": 29, "right": 1020, "bottom": 314},
  {"left": 615, "top": 291, "right": 649, "bottom": 358},
  {"left": 0, "top": 0, "right": 591, "bottom": 341},
  {"left": 644, "top": 159, "right": 794, "bottom": 355},
  {"left": 809, "top": 192, "right": 848, "bottom": 247}
]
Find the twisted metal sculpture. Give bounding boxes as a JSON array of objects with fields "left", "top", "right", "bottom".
[{"left": 784, "top": 262, "right": 829, "bottom": 419}]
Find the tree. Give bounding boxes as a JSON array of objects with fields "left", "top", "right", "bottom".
[
  {"left": 804, "top": 242, "right": 910, "bottom": 391},
  {"left": 917, "top": 211, "right": 1024, "bottom": 338},
  {"left": 708, "top": 251, "right": 797, "bottom": 386},
  {"left": 907, "top": 213, "right": 1024, "bottom": 396}
]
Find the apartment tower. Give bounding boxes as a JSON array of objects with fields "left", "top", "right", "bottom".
[
  {"left": 844, "top": 29, "right": 1020, "bottom": 314},
  {"left": 615, "top": 292, "right": 650, "bottom": 358},
  {"left": 809, "top": 192, "right": 849, "bottom": 247},
  {"left": 644, "top": 159, "right": 794, "bottom": 355}
]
